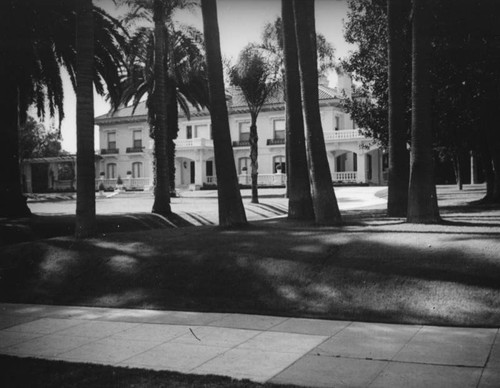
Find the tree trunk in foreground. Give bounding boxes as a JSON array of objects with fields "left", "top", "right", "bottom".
[
  {"left": 201, "top": 0, "right": 247, "bottom": 227},
  {"left": 249, "top": 115, "right": 259, "bottom": 204},
  {"left": 75, "top": 0, "right": 97, "bottom": 238},
  {"left": 293, "top": 0, "right": 341, "bottom": 225},
  {"left": 282, "top": 0, "right": 314, "bottom": 221},
  {"left": 151, "top": 0, "right": 171, "bottom": 216},
  {"left": 387, "top": 0, "right": 410, "bottom": 217},
  {"left": 407, "top": 0, "right": 440, "bottom": 223}
]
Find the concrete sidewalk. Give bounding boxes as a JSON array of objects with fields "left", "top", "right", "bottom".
[{"left": 0, "top": 303, "right": 498, "bottom": 387}]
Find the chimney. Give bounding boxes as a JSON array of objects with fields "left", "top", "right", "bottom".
[{"left": 336, "top": 70, "right": 352, "bottom": 98}]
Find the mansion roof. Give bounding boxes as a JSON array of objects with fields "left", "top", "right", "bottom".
[{"left": 95, "top": 84, "right": 342, "bottom": 125}]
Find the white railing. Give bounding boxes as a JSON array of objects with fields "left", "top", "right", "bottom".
[
  {"left": 332, "top": 171, "right": 357, "bottom": 182},
  {"left": 324, "top": 129, "right": 364, "bottom": 141},
  {"left": 238, "top": 173, "right": 286, "bottom": 186},
  {"left": 175, "top": 138, "right": 214, "bottom": 148}
]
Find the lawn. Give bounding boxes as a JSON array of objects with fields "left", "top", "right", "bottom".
[{"left": 1, "top": 185, "right": 499, "bottom": 327}]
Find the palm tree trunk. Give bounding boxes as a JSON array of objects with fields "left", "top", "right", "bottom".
[
  {"left": 407, "top": 0, "right": 440, "bottom": 223},
  {"left": 293, "top": 0, "right": 341, "bottom": 225},
  {"left": 151, "top": 0, "right": 171, "bottom": 216},
  {"left": 0, "top": 76, "right": 31, "bottom": 218},
  {"left": 75, "top": 0, "right": 96, "bottom": 238},
  {"left": 249, "top": 114, "right": 259, "bottom": 204},
  {"left": 282, "top": 0, "right": 314, "bottom": 221},
  {"left": 166, "top": 78, "right": 178, "bottom": 193},
  {"left": 201, "top": 0, "right": 247, "bottom": 227},
  {"left": 387, "top": 0, "right": 410, "bottom": 217}
]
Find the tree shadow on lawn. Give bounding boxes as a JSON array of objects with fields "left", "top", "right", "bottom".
[
  {"left": 0, "top": 213, "right": 192, "bottom": 246},
  {"left": 1, "top": 221, "right": 499, "bottom": 326}
]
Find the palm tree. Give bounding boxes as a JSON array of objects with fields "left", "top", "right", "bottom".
[
  {"left": 293, "top": 0, "right": 341, "bottom": 225},
  {"left": 121, "top": 24, "right": 209, "bottom": 192},
  {"left": 0, "top": 0, "right": 125, "bottom": 219},
  {"left": 229, "top": 46, "right": 280, "bottom": 204},
  {"left": 281, "top": 0, "right": 314, "bottom": 220},
  {"left": 201, "top": 0, "right": 247, "bottom": 227},
  {"left": 407, "top": 0, "right": 440, "bottom": 223},
  {"left": 75, "top": 0, "right": 97, "bottom": 238},
  {"left": 387, "top": 0, "right": 410, "bottom": 217}
]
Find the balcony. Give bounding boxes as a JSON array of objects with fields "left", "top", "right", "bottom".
[
  {"left": 126, "top": 146, "right": 145, "bottom": 153},
  {"left": 101, "top": 148, "right": 119, "bottom": 155},
  {"left": 266, "top": 138, "right": 286, "bottom": 146},
  {"left": 175, "top": 138, "right": 213, "bottom": 148},
  {"left": 232, "top": 140, "right": 250, "bottom": 147},
  {"left": 324, "top": 129, "right": 364, "bottom": 142}
]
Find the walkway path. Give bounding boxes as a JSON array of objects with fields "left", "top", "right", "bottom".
[{"left": 1, "top": 303, "right": 498, "bottom": 387}]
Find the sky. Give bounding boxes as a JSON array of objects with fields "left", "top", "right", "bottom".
[{"left": 55, "top": 0, "right": 353, "bottom": 152}]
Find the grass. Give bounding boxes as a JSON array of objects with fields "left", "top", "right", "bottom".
[
  {"left": 1, "top": 186, "right": 500, "bottom": 327},
  {"left": 0, "top": 356, "right": 299, "bottom": 388}
]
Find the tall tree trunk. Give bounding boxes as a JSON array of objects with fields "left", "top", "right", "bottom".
[
  {"left": 0, "top": 76, "right": 31, "bottom": 218},
  {"left": 407, "top": 0, "right": 440, "bottom": 223},
  {"left": 387, "top": 0, "right": 410, "bottom": 217},
  {"left": 293, "top": 0, "right": 341, "bottom": 225},
  {"left": 151, "top": 0, "right": 171, "bottom": 216},
  {"left": 452, "top": 152, "right": 463, "bottom": 191},
  {"left": 75, "top": 0, "right": 96, "bottom": 238},
  {"left": 166, "top": 78, "right": 178, "bottom": 194},
  {"left": 282, "top": 0, "right": 314, "bottom": 221},
  {"left": 249, "top": 114, "right": 259, "bottom": 204},
  {"left": 201, "top": 0, "right": 247, "bottom": 227}
]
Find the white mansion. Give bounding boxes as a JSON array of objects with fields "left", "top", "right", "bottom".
[
  {"left": 21, "top": 76, "right": 387, "bottom": 193},
  {"left": 93, "top": 75, "right": 387, "bottom": 191}
]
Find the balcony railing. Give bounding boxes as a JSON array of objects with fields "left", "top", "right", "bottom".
[
  {"left": 324, "top": 129, "right": 364, "bottom": 142},
  {"left": 238, "top": 173, "right": 286, "bottom": 186},
  {"left": 101, "top": 148, "right": 119, "bottom": 155},
  {"left": 266, "top": 138, "right": 286, "bottom": 146},
  {"left": 332, "top": 171, "right": 357, "bottom": 182},
  {"left": 126, "top": 146, "right": 144, "bottom": 153},
  {"left": 232, "top": 140, "right": 250, "bottom": 147},
  {"left": 175, "top": 138, "right": 214, "bottom": 148}
]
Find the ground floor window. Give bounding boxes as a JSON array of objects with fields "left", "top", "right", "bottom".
[
  {"left": 132, "top": 162, "right": 142, "bottom": 178},
  {"left": 238, "top": 157, "right": 250, "bottom": 174},
  {"left": 206, "top": 160, "right": 214, "bottom": 177},
  {"left": 106, "top": 163, "right": 116, "bottom": 179},
  {"left": 273, "top": 155, "right": 286, "bottom": 173}
]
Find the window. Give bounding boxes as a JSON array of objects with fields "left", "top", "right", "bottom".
[
  {"left": 106, "top": 163, "right": 116, "bottom": 179},
  {"left": 132, "top": 162, "right": 142, "bottom": 178},
  {"left": 133, "top": 130, "right": 142, "bottom": 148},
  {"left": 239, "top": 122, "right": 250, "bottom": 142},
  {"left": 206, "top": 160, "right": 213, "bottom": 177},
  {"left": 273, "top": 156, "right": 286, "bottom": 173},
  {"left": 238, "top": 157, "right": 250, "bottom": 174},
  {"left": 367, "top": 154, "right": 372, "bottom": 180},
  {"left": 186, "top": 125, "right": 193, "bottom": 139},
  {"left": 335, "top": 116, "right": 340, "bottom": 131},
  {"left": 195, "top": 124, "right": 209, "bottom": 138},
  {"left": 107, "top": 132, "right": 116, "bottom": 149},
  {"left": 273, "top": 119, "right": 286, "bottom": 140}
]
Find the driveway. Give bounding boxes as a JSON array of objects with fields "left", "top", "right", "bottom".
[{"left": 27, "top": 186, "right": 388, "bottom": 225}]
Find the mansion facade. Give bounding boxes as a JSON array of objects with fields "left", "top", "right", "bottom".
[
  {"left": 21, "top": 77, "right": 387, "bottom": 194},
  {"left": 94, "top": 77, "right": 387, "bottom": 191}
]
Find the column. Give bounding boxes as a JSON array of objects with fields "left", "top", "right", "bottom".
[
  {"left": 194, "top": 150, "right": 206, "bottom": 188},
  {"left": 470, "top": 151, "right": 477, "bottom": 184},
  {"left": 356, "top": 152, "right": 366, "bottom": 183}
]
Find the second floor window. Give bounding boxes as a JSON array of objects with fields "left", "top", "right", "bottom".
[
  {"left": 273, "top": 119, "right": 285, "bottom": 139},
  {"left": 107, "top": 132, "right": 116, "bottom": 149},
  {"left": 335, "top": 116, "right": 340, "bottom": 131},
  {"left": 186, "top": 125, "right": 193, "bottom": 139},
  {"left": 239, "top": 122, "right": 250, "bottom": 142},
  {"left": 133, "top": 130, "right": 142, "bottom": 148}
]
